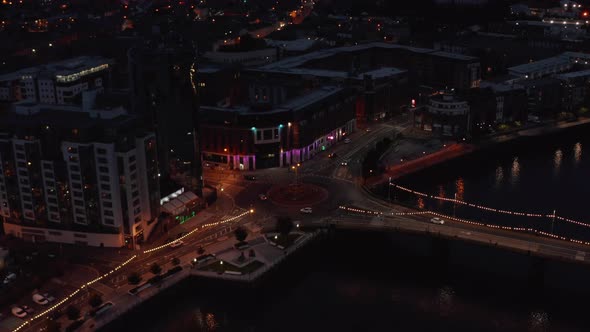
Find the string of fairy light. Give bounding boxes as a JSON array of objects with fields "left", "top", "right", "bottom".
[
  {"left": 390, "top": 183, "right": 590, "bottom": 228},
  {"left": 338, "top": 206, "right": 590, "bottom": 246},
  {"left": 12, "top": 210, "right": 253, "bottom": 332}
]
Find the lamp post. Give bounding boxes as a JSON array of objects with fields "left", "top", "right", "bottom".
[
  {"left": 291, "top": 163, "right": 300, "bottom": 185},
  {"left": 388, "top": 177, "right": 392, "bottom": 202},
  {"left": 551, "top": 209, "right": 556, "bottom": 234},
  {"left": 453, "top": 193, "right": 457, "bottom": 217}
]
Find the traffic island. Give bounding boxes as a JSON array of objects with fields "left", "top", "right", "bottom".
[{"left": 268, "top": 183, "right": 328, "bottom": 207}]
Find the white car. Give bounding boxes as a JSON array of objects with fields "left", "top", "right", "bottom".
[
  {"left": 344, "top": 138, "right": 351, "bottom": 144},
  {"left": 3, "top": 273, "right": 16, "bottom": 284},
  {"left": 431, "top": 217, "right": 445, "bottom": 225},
  {"left": 32, "top": 294, "right": 49, "bottom": 305},
  {"left": 259, "top": 194, "right": 268, "bottom": 201},
  {"left": 11, "top": 306, "right": 27, "bottom": 318},
  {"left": 169, "top": 240, "right": 184, "bottom": 248},
  {"left": 300, "top": 207, "right": 313, "bottom": 214}
]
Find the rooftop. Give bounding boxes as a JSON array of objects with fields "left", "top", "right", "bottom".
[
  {"left": 260, "top": 42, "right": 475, "bottom": 71},
  {"left": 508, "top": 55, "right": 571, "bottom": 75},
  {"left": 0, "top": 56, "right": 113, "bottom": 82}
]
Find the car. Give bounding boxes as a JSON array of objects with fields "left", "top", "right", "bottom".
[
  {"left": 3, "top": 273, "right": 16, "bottom": 284},
  {"left": 259, "top": 194, "right": 268, "bottom": 201},
  {"left": 243, "top": 175, "right": 257, "bottom": 181},
  {"left": 328, "top": 152, "right": 337, "bottom": 158},
  {"left": 32, "top": 294, "right": 49, "bottom": 305},
  {"left": 431, "top": 217, "right": 445, "bottom": 225},
  {"left": 300, "top": 207, "right": 313, "bottom": 214},
  {"left": 21, "top": 305, "right": 34, "bottom": 314},
  {"left": 341, "top": 160, "right": 349, "bottom": 166},
  {"left": 11, "top": 306, "right": 27, "bottom": 318},
  {"left": 365, "top": 128, "right": 372, "bottom": 132},
  {"left": 94, "top": 302, "right": 114, "bottom": 316},
  {"left": 344, "top": 138, "right": 351, "bottom": 144},
  {"left": 169, "top": 240, "right": 184, "bottom": 248},
  {"left": 43, "top": 293, "right": 55, "bottom": 302}
]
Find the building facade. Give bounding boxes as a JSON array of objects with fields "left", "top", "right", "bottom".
[
  {"left": 0, "top": 95, "right": 159, "bottom": 248},
  {"left": 0, "top": 56, "right": 113, "bottom": 105}
]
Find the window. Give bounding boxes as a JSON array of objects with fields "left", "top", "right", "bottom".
[
  {"left": 129, "top": 155, "right": 136, "bottom": 162},
  {"left": 70, "top": 165, "right": 80, "bottom": 172},
  {"left": 74, "top": 199, "right": 84, "bottom": 206},
  {"left": 49, "top": 206, "right": 58, "bottom": 212},
  {"left": 74, "top": 233, "right": 87, "bottom": 238},
  {"left": 263, "top": 130, "right": 272, "bottom": 140},
  {"left": 72, "top": 182, "right": 81, "bottom": 189},
  {"left": 97, "top": 157, "right": 108, "bottom": 164},
  {"left": 73, "top": 191, "right": 83, "bottom": 198},
  {"left": 104, "top": 218, "right": 114, "bottom": 225},
  {"left": 100, "top": 184, "right": 111, "bottom": 191},
  {"left": 48, "top": 230, "right": 62, "bottom": 236},
  {"left": 129, "top": 164, "right": 136, "bottom": 172},
  {"left": 23, "top": 203, "right": 33, "bottom": 210},
  {"left": 133, "top": 199, "right": 140, "bottom": 206},
  {"left": 103, "top": 201, "right": 112, "bottom": 208},
  {"left": 44, "top": 171, "right": 54, "bottom": 178},
  {"left": 99, "top": 166, "right": 109, "bottom": 173},
  {"left": 71, "top": 173, "right": 80, "bottom": 180},
  {"left": 104, "top": 209, "right": 113, "bottom": 216},
  {"left": 16, "top": 153, "right": 25, "bottom": 160},
  {"left": 75, "top": 208, "right": 85, "bottom": 214},
  {"left": 100, "top": 175, "right": 110, "bottom": 182},
  {"left": 15, "top": 145, "right": 24, "bottom": 151},
  {"left": 48, "top": 197, "right": 57, "bottom": 204},
  {"left": 97, "top": 148, "right": 107, "bottom": 155},
  {"left": 132, "top": 190, "right": 139, "bottom": 198}
]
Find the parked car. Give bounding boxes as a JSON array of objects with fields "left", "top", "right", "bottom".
[
  {"left": 431, "top": 217, "right": 445, "bottom": 225},
  {"left": 94, "top": 302, "right": 114, "bottom": 316},
  {"left": 43, "top": 293, "right": 55, "bottom": 302},
  {"left": 258, "top": 194, "right": 268, "bottom": 201},
  {"left": 170, "top": 240, "right": 184, "bottom": 248},
  {"left": 3, "top": 273, "right": 16, "bottom": 284},
  {"left": 32, "top": 294, "right": 49, "bottom": 305},
  {"left": 21, "top": 305, "right": 34, "bottom": 314},
  {"left": 344, "top": 138, "right": 351, "bottom": 144},
  {"left": 300, "top": 207, "right": 313, "bottom": 214},
  {"left": 328, "top": 152, "right": 337, "bottom": 158},
  {"left": 341, "top": 160, "right": 349, "bottom": 166},
  {"left": 11, "top": 306, "right": 27, "bottom": 318},
  {"left": 243, "top": 175, "right": 257, "bottom": 181}
]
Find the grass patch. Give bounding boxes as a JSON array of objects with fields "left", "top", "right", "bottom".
[{"left": 200, "top": 260, "right": 264, "bottom": 274}]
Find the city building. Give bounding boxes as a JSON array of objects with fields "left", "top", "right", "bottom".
[
  {"left": 0, "top": 56, "right": 113, "bottom": 105},
  {"left": 0, "top": 91, "right": 160, "bottom": 248},
  {"left": 200, "top": 86, "right": 356, "bottom": 170},
  {"left": 413, "top": 91, "right": 471, "bottom": 138}
]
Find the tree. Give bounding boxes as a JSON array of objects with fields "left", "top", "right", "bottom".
[
  {"left": 150, "top": 263, "right": 162, "bottom": 276},
  {"left": 171, "top": 257, "right": 180, "bottom": 266},
  {"left": 66, "top": 305, "right": 80, "bottom": 321},
  {"left": 234, "top": 227, "right": 248, "bottom": 244},
  {"left": 88, "top": 294, "right": 103, "bottom": 308},
  {"left": 275, "top": 216, "right": 294, "bottom": 238},
  {"left": 127, "top": 272, "right": 142, "bottom": 285}
]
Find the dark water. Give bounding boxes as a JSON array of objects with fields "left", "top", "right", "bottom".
[
  {"left": 108, "top": 232, "right": 589, "bottom": 332},
  {"left": 392, "top": 130, "right": 590, "bottom": 242}
]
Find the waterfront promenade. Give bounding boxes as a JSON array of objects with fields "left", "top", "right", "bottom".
[{"left": 77, "top": 231, "right": 318, "bottom": 332}]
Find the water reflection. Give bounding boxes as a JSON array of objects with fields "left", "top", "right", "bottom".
[
  {"left": 529, "top": 311, "right": 550, "bottom": 332},
  {"left": 510, "top": 157, "right": 520, "bottom": 185},
  {"left": 495, "top": 166, "right": 504, "bottom": 188},
  {"left": 455, "top": 178, "right": 465, "bottom": 201},
  {"left": 205, "top": 312, "right": 219, "bottom": 331},
  {"left": 417, "top": 197, "right": 425, "bottom": 209},
  {"left": 437, "top": 286, "right": 455, "bottom": 317},
  {"left": 437, "top": 185, "right": 446, "bottom": 207},
  {"left": 553, "top": 149, "right": 563, "bottom": 174},
  {"left": 574, "top": 142, "right": 582, "bottom": 166}
]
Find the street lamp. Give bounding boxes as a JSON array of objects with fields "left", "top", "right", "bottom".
[{"left": 388, "top": 177, "right": 392, "bottom": 202}]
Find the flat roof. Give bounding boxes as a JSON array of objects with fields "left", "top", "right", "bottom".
[
  {"left": 249, "top": 66, "right": 406, "bottom": 80},
  {"left": 556, "top": 69, "right": 590, "bottom": 79},
  {"left": 259, "top": 42, "right": 475, "bottom": 71},
  {"left": 508, "top": 55, "right": 571, "bottom": 74},
  {"left": 0, "top": 56, "right": 113, "bottom": 82}
]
